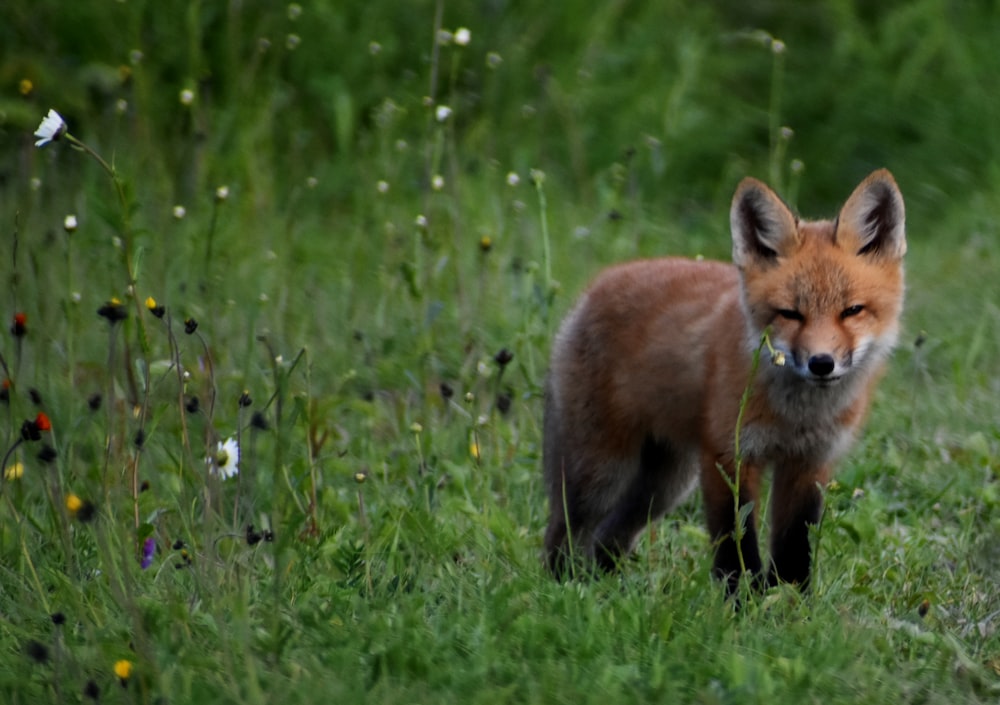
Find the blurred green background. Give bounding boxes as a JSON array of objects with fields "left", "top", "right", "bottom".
[{"left": 2, "top": 1, "right": 1000, "bottom": 702}]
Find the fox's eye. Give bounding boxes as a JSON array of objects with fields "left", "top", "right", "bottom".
[
  {"left": 776, "top": 309, "right": 804, "bottom": 321},
  {"left": 841, "top": 304, "right": 865, "bottom": 319}
]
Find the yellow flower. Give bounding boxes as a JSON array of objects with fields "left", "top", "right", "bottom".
[
  {"left": 66, "top": 493, "right": 82, "bottom": 513},
  {"left": 114, "top": 659, "right": 133, "bottom": 681},
  {"left": 4, "top": 462, "right": 24, "bottom": 480},
  {"left": 469, "top": 435, "right": 480, "bottom": 461},
  {"left": 19, "top": 78, "right": 33, "bottom": 96}
]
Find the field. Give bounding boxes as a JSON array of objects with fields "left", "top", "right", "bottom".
[{"left": 2, "top": 1, "right": 1000, "bottom": 702}]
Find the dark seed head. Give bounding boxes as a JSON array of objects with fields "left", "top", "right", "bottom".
[
  {"left": 88, "top": 393, "right": 102, "bottom": 411},
  {"left": 25, "top": 639, "right": 49, "bottom": 663},
  {"left": 439, "top": 382, "right": 454, "bottom": 400},
  {"left": 184, "top": 318, "right": 198, "bottom": 334},
  {"left": 493, "top": 348, "right": 513, "bottom": 367}
]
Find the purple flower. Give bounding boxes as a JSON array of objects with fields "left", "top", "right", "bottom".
[{"left": 141, "top": 537, "right": 155, "bottom": 569}]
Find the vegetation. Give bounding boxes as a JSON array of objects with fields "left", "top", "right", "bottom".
[{"left": 1, "top": 0, "right": 999, "bottom": 702}]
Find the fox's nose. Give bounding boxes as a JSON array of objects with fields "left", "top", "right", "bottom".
[{"left": 808, "top": 354, "right": 836, "bottom": 376}]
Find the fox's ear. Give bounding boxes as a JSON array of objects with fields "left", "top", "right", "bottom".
[
  {"left": 837, "top": 169, "right": 906, "bottom": 259},
  {"left": 730, "top": 177, "right": 799, "bottom": 267}
]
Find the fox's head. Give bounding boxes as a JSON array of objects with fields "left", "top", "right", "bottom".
[{"left": 730, "top": 169, "right": 906, "bottom": 387}]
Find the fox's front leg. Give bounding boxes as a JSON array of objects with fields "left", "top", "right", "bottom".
[
  {"left": 701, "top": 459, "right": 763, "bottom": 595},
  {"left": 767, "top": 464, "right": 829, "bottom": 589}
]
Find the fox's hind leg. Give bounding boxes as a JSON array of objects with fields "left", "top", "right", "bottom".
[{"left": 590, "top": 438, "right": 698, "bottom": 572}]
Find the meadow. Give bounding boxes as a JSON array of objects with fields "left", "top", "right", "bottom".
[{"left": 1, "top": 0, "right": 1000, "bottom": 702}]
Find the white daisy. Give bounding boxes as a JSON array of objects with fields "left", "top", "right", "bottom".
[
  {"left": 209, "top": 437, "right": 240, "bottom": 479},
  {"left": 435, "top": 105, "right": 452, "bottom": 122},
  {"left": 453, "top": 27, "right": 471, "bottom": 46},
  {"left": 34, "top": 109, "right": 67, "bottom": 147}
]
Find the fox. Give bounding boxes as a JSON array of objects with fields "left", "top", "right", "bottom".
[{"left": 543, "top": 169, "right": 906, "bottom": 593}]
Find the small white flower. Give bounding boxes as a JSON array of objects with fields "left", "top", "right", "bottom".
[
  {"left": 287, "top": 3, "right": 302, "bottom": 20},
  {"left": 286, "top": 34, "right": 301, "bottom": 50},
  {"left": 780, "top": 126, "right": 794, "bottom": 140},
  {"left": 64, "top": 214, "right": 78, "bottom": 232},
  {"left": 305, "top": 176, "right": 318, "bottom": 189},
  {"left": 486, "top": 52, "right": 503, "bottom": 69},
  {"left": 437, "top": 29, "right": 453, "bottom": 45},
  {"left": 30, "top": 178, "right": 42, "bottom": 191},
  {"left": 435, "top": 105, "right": 452, "bottom": 122},
  {"left": 476, "top": 414, "right": 489, "bottom": 427},
  {"left": 34, "top": 109, "right": 67, "bottom": 147},
  {"left": 209, "top": 437, "right": 240, "bottom": 479},
  {"left": 115, "top": 99, "right": 128, "bottom": 115},
  {"left": 771, "top": 39, "right": 786, "bottom": 54},
  {"left": 179, "top": 88, "right": 195, "bottom": 106},
  {"left": 259, "top": 292, "right": 269, "bottom": 303},
  {"left": 454, "top": 27, "right": 471, "bottom": 46},
  {"left": 369, "top": 41, "right": 382, "bottom": 56},
  {"left": 790, "top": 159, "right": 805, "bottom": 174},
  {"left": 529, "top": 169, "right": 545, "bottom": 185},
  {"left": 415, "top": 214, "right": 428, "bottom": 228},
  {"left": 71, "top": 292, "right": 82, "bottom": 303},
  {"left": 376, "top": 180, "right": 390, "bottom": 194},
  {"left": 431, "top": 174, "right": 445, "bottom": 191},
  {"left": 506, "top": 171, "right": 520, "bottom": 187},
  {"left": 215, "top": 185, "right": 230, "bottom": 202},
  {"left": 172, "top": 205, "right": 187, "bottom": 219},
  {"left": 129, "top": 49, "right": 144, "bottom": 65}
]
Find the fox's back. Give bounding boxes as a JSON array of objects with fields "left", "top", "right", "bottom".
[{"left": 548, "top": 257, "right": 745, "bottom": 450}]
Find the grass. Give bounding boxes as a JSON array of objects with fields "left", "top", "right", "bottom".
[{"left": 1, "top": 0, "right": 1000, "bottom": 702}]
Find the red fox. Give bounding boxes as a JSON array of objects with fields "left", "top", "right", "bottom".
[{"left": 543, "top": 170, "right": 906, "bottom": 593}]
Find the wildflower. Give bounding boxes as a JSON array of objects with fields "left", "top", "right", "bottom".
[
  {"left": 435, "top": 105, "right": 452, "bottom": 122},
  {"left": 454, "top": 27, "right": 471, "bottom": 46},
  {"left": 97, "top": 298, "right": 128, "bottom": 324},
  {"left": 141, "top": 537, "right": 155, "bottom": 569},
  {"left": 354, "top": 470, "right": 368, "bottom": 484},
  {"left": 376, "top": 180, "right": 390, "bottom": 194},
  {"left": 34, "top": 109, "right": 67, "bottom": 147},
  {"left": 286, "top": 34, "right": 301, "bottom": 50},
  {"left": 431, "top": 174, "right": 445, "bottom": 191},
  {"left": 114, "top": 659, "right": 133, "bottom": 685},
  {"left": 37, "top": 445, "right": 57, "bottom": 464},
  {"left": 486, "top": 52, "right": 503, "bottom": 69},
  {"left": 185, "top": 396, "right": 200, "bottom": 413},
  {"left": 4, "top": 462, "right": 24, "bottom": 480},
  {"left": 287, "top": 3, "right": 302, "bottom": 20},
  {"left": 790, "top": 159, "right": 805, "bottom": 174},
  {"left": 29, "top": 388, "right": 42, "bottom": 405},
  {"left": 64, "top": 214, "right": 78, "bottom": 232},
  {"left": 133, "top": 429, "right": 146, "bottom": 448},
  {"left": 21, "top": 412, "right": 51, "bottom": 441},
  {"left": 145, "top": 297, "right": 165, "bottom": 318},
  {"left": 66, "top": 493, "right": 96, "bottom": 523},
  {"left": 469, "top": 435, "right": 480, "bottom": 461},
  {"left": 19, "top": 78, "right": 33, "bottom": 96},
  {"left": 368, "top": 41, "right": 382, "bottom": 56},
  {"left": 479, "top": 235, "right": 492, "bottom": 252},
  {"left": 415, "top": 214, "right": 428, "bottom": 229},
  {"left": 25, "top": 640, "right": 49, "bottom": 663},
  {"left": 410, "top": 422, "right": 423, "bottom": 434},
  {"left": 530, "top": 169, "right": 545, "bottom": 186},
  {"left": 215, "top": 185, "right": 230, "bottom": 202},
  {"left": 306, "top": 176, "right": 318, "bottom": 189},
  {"left": 771, "top": 38, "right": 786, "bottom": 54},
  {"left": 780, "top": 126, "right": 794, "bottom": 141},
  {"left": 129, "top": 49, "right": 143, "bottom": 65},
  {"left": 250, "top": 411, "right": 269, "bottom": 430},
  {"left": 179, "top": 88, "right": 195, "bottom": 106},
  {"left": 0, "top": 379, "right": 9, "bottom": 404},
  {"left": 439, "top": 382, "right": 454, "bottom": 400},
  {"left": 115, "top": 99, "right": 128, "bottom": 114},
  {"left": 238, "top": 390, "right": 252, "bottom": 407},
  {"left": 494, "top": 348, "right": 514, "bottom": 368},
  {"left": 496, "top": 391, "right": 512, "bottom": 415},
  {"left": 506, "top": 171, "right": 520, "bottom": 187},
  {"left": 184, "top": 317, "right": 198, "bottom": 334},
  {"left": 209, "top": 437, "right": 239, "bottom": 479},
  {"left": 772, "top": 350, "right": 787, "bottom": 367},
  {"left": 11, "top": 312, "right": 27, "bottom": 337},
  {"left": 437, "top": 29, "right": 453, "bottom": 45},
  {"left": 246, "top": 524, "right": 263, "bottom": 545}
]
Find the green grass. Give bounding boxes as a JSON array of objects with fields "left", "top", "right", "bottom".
[{"left": 1, "top": 0, "right": 1000, "bottom": 702}]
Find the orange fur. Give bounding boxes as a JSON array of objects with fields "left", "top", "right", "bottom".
[{"left": 543, "top": 170, "right": 906, "bottom": 592}]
